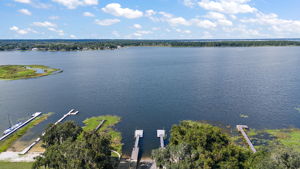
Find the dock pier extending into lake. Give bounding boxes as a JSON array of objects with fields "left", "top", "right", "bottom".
[
  {"left": 157, "top": 130, "right": 165, "bottom": 148},
  {"left": 130, "top": 130, "right": 143, "bottom": 165},
  {"left": 19, "top": 109, "right": 79, "bottom": 155},
  {"left": 0, "top": 112, "right": 42, "bottom": 141},
  {"left": 236, "top": 125, "right": 256, "bottom": 153}
]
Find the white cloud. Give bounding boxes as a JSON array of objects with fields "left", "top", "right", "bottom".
[
  {"left": 133, "top": 30, "right": 152, "bottom": 37},
  {"left": 192, "top": 19, "right": 217, "bottom": 29},
  {"left": 83, "top": 12, "right": 95, "bottom": 17},
  {"left": 133, "top": 24, "right": 142, "bottom": 29},
  {"left": 18, "top": 9, "right": 31, "bottom": 15},
  {"left": 52, "top": 0, "right": 98, "bottom": 9},
  {"left": 182, "top": 0, "right": 197, "bottom": 8},
  {"left": 95, "top": 19, "right": 120, "bottom": 26},
  {"left": 70, "top": 34, "right": 76, "bottom": 38},
  {"left": 205, "top": 12, "right": 232, "bottom": 26},
  {"left": 102, "top": 3, "right": 143, "bottom": 19},
  {"left": 167, "top": 17, "right": 190, "bottom": 26},
  {"left": 198, "top": 0, "right": 256, "bottom": 14},
  {"left": 10, "top": 26, "right": 28, "bottom": 35},
  {"left": 176, "top": 29, "right": 191, "bottom": 34},
  {"left": 14, "top": 0, "right": 31, "bottom": 4},
  {"left": 48, "top": 27, "right": 64, "bottom": 36},
  {"left": 240, "top": 12, "right": 300, "bottom": 34},
  {"left": 33, "top": 21, "right": 56, "bottom": 27}
]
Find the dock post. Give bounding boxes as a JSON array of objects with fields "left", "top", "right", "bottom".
[{"left": 236, "top": 125, "right": 256, "bottom": 153}]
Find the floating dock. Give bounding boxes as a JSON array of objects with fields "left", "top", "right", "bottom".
[
  {"left": 19, "top": 109, "right": 79, "bottom": 155},
  {"left": 236, "top": 125, "right": 256, "bottom": 153},
  {"left": 157, "top": 130, "right": 165, "bottom": 148},
  {"left": 130, "top": 130, "right": 143, "bottom": 162},
  {"left": 0, "top": 112, "right": 42, "bottom": 141}
]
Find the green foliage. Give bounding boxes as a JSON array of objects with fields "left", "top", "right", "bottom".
[
  {"left": 0, "top": 113, "right": 52, "bottom": 153},
  {"left": 41, "top": 121, "right": 82, "bottom": 148},
  {"left": 0, "top": 65, "right": 61, "bottom": 80},
  {"left": 34, "top": 121, "right": 115, "bottom": 169},
  {"left": 152, "top": 121, "right": 251, "bottom": 169},
  {"left": 250, "top": 145, "right": 300, "bottom": 169}
]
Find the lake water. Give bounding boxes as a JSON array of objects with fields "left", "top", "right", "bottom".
[{"left": 1, "top": 47, "right": 300, "bottom": 156}]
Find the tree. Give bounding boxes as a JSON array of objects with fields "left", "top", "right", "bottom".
[
  {"left": 33, "top": 122, "right": 114, "bottom": 169},
  {"left": 152, "top": 121, "right": 251, "bottom": 169},
  {"left": 250, "top": 145, "right": 300, "bottom": 169},
  {"left": 41, "top": 121, "right": 82, "bottom": 148}
]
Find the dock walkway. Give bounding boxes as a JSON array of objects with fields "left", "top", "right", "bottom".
[
  {"left": 236, "top": 125, "right": 256, "bottom": 153},
  {"left": 130, "top": 130, "right": 143, "bottom": 163},
  {"left": 19, "top": 109, "right": 79, "bottom": 155}
]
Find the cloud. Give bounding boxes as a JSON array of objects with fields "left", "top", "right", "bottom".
[
  {"left": 192, "top": 19, "right": 217, "bottom": 28},
  {"left": 240, "top": 12, "right": 300, "bottom": 34},
  {"left": 102, "top": 3, "right": 143, "bottom": 19},
  {"left": 205, "top": 12, "right": 232, "bottom": 26},
  {"left": 95, "top": 19, "right": 120, "bottom": 26},
  {"left": 10, "top": 26, "right": 28, "bottom": 35},
  {"left": 18, "top": 9, "right": 32, "bottom": 16},
  {"left": 70, "top": 34, "right": 76, "bottom": 38},
  {"left": 83, "top": 12, "right": 95, "bottom": 17},
  {"left": 48, "top": 27, "right": 64, "bottom": 36},
  {"left": 33, "top": 21, "right": 56, "bottom": 27},
  {"left": 198, "top": 0, "right": 256, "bottom": 14},
  {"left": 52, "top": 0, "right": 98, "bottom": 9},
  {"left": 14, "top": 0, "right": 31, "bottom": 4},
  {"left": 133, "top": 24, "right": 142, "bottom": 29},
  {"left": 133, "top": 30, "right": 152, "bottom": 37},
  {"left": 182, "top": 0, "right": 197, "bottom": 8},
  {"left": 176, "top": 29, "right": 191, "bottom": 34},
  {"left": 167, "top": 17, "right": 191, "bottom": 26}
]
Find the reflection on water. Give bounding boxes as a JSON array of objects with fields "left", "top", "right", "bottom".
[{"left": 0, "top": 47, "right": 300, "bottom": 155}]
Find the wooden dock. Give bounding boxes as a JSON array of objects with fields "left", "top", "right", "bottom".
[
  {"left": 19, "top": 109, "right": 79, "bottom": 155},
  {"left": 0, "top": 112, "right": 42, "bottom": 141},
  {"left": 236, "top": 125, "right": 256, "bottom": 153},
  {"left": 95, "top": 120, "right": 105, "bottom": 132},
  {"left": 157, "top": 130, "right": 165, "bottom": 148},
  {"left": 130, "top": 130, "right": 143, "bottom": 162}
]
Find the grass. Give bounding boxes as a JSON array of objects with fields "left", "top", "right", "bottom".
[
  {"left": 0, "top": 113, "right": 52, "bottom": 153},
  {"left": 0, "top": 65, "right": 61, "bottom": 80},
  {"left": 243, "top": 128, "right": 300, "bottom": 152},
  {"left": 0, "top": 162, "right": 33, "bottom": 169},
  {"left": 82, "top": 115, "right": 122, "bottom": 156}
]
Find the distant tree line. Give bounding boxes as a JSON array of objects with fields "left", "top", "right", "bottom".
[{"left": 1, "top": 40, "right": 300, "bottom": 51}]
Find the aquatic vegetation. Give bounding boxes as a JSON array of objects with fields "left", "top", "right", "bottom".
[
  {"left": 0, "top": 113, "right": 52, "bottom": 153},
  {"left": 82, "top": 115, "right": 122, "bottom": 155},
  {"left": 0, "top": 65, "right": 61, "bottom": 80},
  {"left": 247, "top": 128, "right": 300, "bottom": 152},
  {"left": 240, "top": 114, "right": 249, "bottom": 118}
]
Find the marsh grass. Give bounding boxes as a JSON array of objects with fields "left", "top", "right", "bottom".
[{"left": 82, "top": 115, "right": 122, "bottom": 156}]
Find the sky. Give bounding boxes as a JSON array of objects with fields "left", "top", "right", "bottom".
[{"left": 1, "top": 0, "right": 300, "bottom": 39}]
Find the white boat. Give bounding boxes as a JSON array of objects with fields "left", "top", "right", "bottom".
[{"left": 3, "top": 122, "right": 23, "bottom": 135}]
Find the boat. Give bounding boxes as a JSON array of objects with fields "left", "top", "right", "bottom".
[{"left": 3, "top": 122, "right": 23, "bottom": 135}]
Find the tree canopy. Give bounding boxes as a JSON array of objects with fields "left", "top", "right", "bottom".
[
  {"left": 152, "top": 121, "right": 252, "bottom": 169},
  {"left": 33, "top": 121, "right": 114, "bottom": 169}
]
